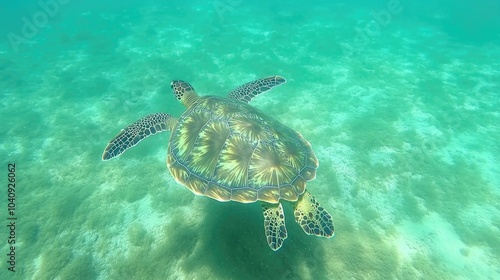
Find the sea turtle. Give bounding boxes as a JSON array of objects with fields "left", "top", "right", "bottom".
[{"left": 102, "top": 76, "right": 334, "bottom": 250}]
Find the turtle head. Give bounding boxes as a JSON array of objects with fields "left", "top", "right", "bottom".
[{"left": 171, "top": 80, "right": 199, "bottom": 108}]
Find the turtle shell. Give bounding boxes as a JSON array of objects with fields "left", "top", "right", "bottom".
[{"left": 167, "top": 96, "right": 318, "bottom": 204}]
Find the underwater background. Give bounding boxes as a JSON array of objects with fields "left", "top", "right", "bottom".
[{"left": 1, "top": 0, "right": 499, "bottom": 279}]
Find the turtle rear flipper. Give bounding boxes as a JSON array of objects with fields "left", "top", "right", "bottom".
[
  {"left": 262, "top": 202, "right": 288, "bottom": 251},
  {"left": 293, "top": 191, "right": 334, "bottom": 237},
  {"left": 102, "top": 113, "right": 176, "bottom": 160}
]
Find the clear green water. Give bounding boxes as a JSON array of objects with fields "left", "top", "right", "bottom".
[{"left": 1, "top": 0, "right": 499, "bottom": 279}]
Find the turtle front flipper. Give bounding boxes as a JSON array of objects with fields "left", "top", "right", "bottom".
[
  {"left": 293, "top": 191, "right": 334, "bottom": 238},
  {"left": 102, "top": 113, "right": 176, "bottom": 160},
  {"left": 262, "top": 202, "right": 288, "bottom": 251},
  {"left": 228, "top": 75, "right": 286, "bottom": 103}
]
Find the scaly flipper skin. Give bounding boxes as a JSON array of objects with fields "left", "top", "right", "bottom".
[
  {"left": 293, "top": 191, "right": 334, "bottom": 237},
  {"left": 102, "top": 113, "right": 176, "bottom": 160},
  {"left": 262, "top": 202, "right": 288, "bottom": 251},
  {"left": 228, "top": 76, "right": 286, "bottom": 103}
]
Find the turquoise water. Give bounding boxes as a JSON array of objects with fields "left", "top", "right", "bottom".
[{"left": 1, "top": 0, "right": 499, "bottom": 279}]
